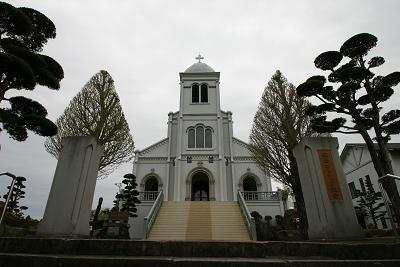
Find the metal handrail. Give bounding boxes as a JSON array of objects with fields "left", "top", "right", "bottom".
[
  {"left": 0, "top": 172, "right": 20, "bottom": 231},
  {"left": 143, "top": 190, "right": 164, "bottom": 239},
  {"left": 237, "top": 190, "right": 257, "bottom": 240}
]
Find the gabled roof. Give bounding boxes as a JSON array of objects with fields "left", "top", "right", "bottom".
[
  {"left": 340, "top": 143, "right": 400, "bottom": 161},
  {"left": 137, "top": 137, "right": 168, "bottom": 155},
  {"left": 232, "top": 137, "right": 250, "bottom": 147}
]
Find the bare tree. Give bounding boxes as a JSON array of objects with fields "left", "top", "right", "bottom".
[
  {"left": 44, "top": 70, "right": 134, "bottom": 179},
  {"left": 249, "top": 70, "right": 317, "bottom": 238}
]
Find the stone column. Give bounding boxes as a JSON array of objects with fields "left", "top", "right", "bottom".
[
  {"left": 293, "top": 137, "right": 363, "bottom": 239},
  {"left": 37, "top": 136, "right": 103, "bottom": 237}
]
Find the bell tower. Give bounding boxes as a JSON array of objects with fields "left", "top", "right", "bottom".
[
  {"left": 178, "top": 54, "right": 221, "bottom": 116},
  {"left": 171, "top": 55, "right": 227, "bottom": 201}
]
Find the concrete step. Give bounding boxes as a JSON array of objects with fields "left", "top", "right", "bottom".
[
  {"left": 1, "top": 253, "right": 400, "bottom": 267},
  {"left": 1, "top": 238, "right": 399, "bottom": 260},
  {"left": 149, "top": 201, "right": 250, "bottom": 240}
]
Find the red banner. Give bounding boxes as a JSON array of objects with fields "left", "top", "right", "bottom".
[{"left": 318, "top": 149, "right": 343, "bottom": 202}]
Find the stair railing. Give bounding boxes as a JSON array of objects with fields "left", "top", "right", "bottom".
[
  {"left": 237, "top": 190, "right": 257, "bottom": 240},
  {"left": 143, "top": 190, "right": 164, "bottom": 239}
]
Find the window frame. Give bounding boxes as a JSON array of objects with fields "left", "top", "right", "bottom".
[
  {"left": 191, "top": 83, "right": 209, "bottom": 104},
  {"left": 200, "top": 84, "right": 208, "bottom": 103},
  {"left": 186, "top": 124, "right": 214, "bottom": 149},
  {"left": 348, "top": 182, "right": 357, "bottom": 199},
  {"left": 359, "top": 178, "right": 366, "bottom": 194},
  {"left": 191, "top": 84, "right": 199, "bottom": 103}
]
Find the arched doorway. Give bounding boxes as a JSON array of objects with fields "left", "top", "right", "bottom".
[
  {"left": 191, "top": 172, "right": 209, "bottom": 201},
  {"left": 243, "top": 176, "right": 257, "bottom": 191},
  {"left": 144, "top": 176, "right": 159, "bottom": 191}
]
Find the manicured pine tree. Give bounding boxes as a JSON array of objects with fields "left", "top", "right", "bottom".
[
  {"left": 0, "top": 1, "right": 63, "bottom": 141},
  {"left": 296, "top": 33, "right": 400, "bottom": 222},
  {"left": 117, "top": 174, "right": 141, "bottom": 218}
]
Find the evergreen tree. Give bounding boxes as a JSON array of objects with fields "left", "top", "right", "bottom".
[
  {"left": 3, "top": 176, "right": 28, "bottom": 216},
  {"left": 44, "top": 70, "right": 134, "bottom": 178},
  {"left": 112, "top": 193, "right": 120, "bottom": 212},
  {"left": 356, "top": 178, "right": 386, "bottom": 228},
  {"left": 249, "top": 70, "right": 317, "bottom": 239},
  {"left": 117, "top": 173, "right": 141, "bottom": 218},
  {"left": 0, "top": 1, "right": 63, "bottom": 141},
  {"left": 296, "top": 33, "right": 400, "bottom": 222}
]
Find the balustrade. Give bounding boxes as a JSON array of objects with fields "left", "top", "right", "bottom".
[
  {"left": 241, "top": 191, "right": 280, "bottom": 201},
  {"left": 138, "top": 191, "right": 159, "bottom": 201}
]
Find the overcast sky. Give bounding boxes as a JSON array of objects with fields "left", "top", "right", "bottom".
[{"left": 1, "top": 0, "right": 400, "bottom": 219}]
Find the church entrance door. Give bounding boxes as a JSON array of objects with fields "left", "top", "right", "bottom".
[{"left": 191, "top": 172, "right": 209, "bottom": 201}]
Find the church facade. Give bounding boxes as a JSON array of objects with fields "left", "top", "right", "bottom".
[{"left": 130, "top": 57, "right": 283, "bottom": 239}]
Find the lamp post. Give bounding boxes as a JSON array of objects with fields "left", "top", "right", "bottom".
[{"left": 0, "top": 172, "right": 18, "bottom": 230}]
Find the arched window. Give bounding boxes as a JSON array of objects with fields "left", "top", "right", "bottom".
[
  {"left": 243, "top": 176, "right": 257, "bottom": 191},
  {"left": 196, "top": 125, "right": 204, "bottom": 148},
  {"left": 191, "top": 83, "right": 208, "bottom": 103},
  {"left": 192, "top": 84, "right": 199, "bottom": 103},
  {"left": 201, "top": 84, "right": 208, "bottom": 102},
  {"left": 145, "top": 176, "right": 159, "bottom": 191},
  {"left": 187, "top": 125, "right": 213, "bottom": 148},
  {"left": 205, "top": 128, "right": 212, "bottom": 148},
  {"left": 188, "top": 128, "right": 195, "bottom": 148}
]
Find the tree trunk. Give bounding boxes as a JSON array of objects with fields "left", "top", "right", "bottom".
[
  {"left": 359, "top": 129, "right": 400, "bottom": 225},
  {"left": 289, "top": 154, "right": 309, "bottom": 239},
  {"left": 90, "top": 197, "right": 103, "bottom": 236},
  {"left": 362, "top": 80, "right": 400, "bottom": 225},
  {"left": 373, "top": 218, "right": 377, "bottom": 229}
]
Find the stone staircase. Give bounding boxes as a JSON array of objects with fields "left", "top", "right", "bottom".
[
  {"left": 148, "top": 201, "right": 250, "bottom": 241},
  {"left": 1, "top": 238, "right": 399, "bottom": 267}
]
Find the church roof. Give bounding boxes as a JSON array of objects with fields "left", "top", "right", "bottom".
[{"left": 184, "top": 62, "right": 215, "bottom": 73}]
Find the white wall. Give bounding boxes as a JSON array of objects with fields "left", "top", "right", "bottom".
[
  {"left": 341, "top": 145, "right": 400, "bottom": 230},
  {"left": 129, "top": 201, "right": 154, "bottom": 239},
  {"left": 246, "top": 201, "right": 284, "bottom": 218}
]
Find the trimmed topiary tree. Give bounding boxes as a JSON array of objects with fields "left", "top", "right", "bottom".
[
  {"left": 117, "top": 174, "right": 141, "bottom": 218},
  {"left": 0, "top": 1, "right": 63, "bottom": 141},
  {"left": 296, "top": 33, "right": 400, "bottom": 223}
]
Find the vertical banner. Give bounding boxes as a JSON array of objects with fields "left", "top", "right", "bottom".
[{"left": 318, "top": 149, "right": 343, "bottom": 202}]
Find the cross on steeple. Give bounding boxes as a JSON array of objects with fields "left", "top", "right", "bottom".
[{"left": 196, "top": 53, "right": 204, "bottom": 63}]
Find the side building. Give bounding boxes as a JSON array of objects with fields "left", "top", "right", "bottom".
[{"left": 340, "top": 143, "right": 400, "bottom": 229}]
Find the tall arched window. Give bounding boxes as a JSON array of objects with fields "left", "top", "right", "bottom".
[
  {"left": 196, "top": 125, "right": 204, "bottom": 148},
  {"left": 187, "top": 125, "right": 213, "bottom": 148},
  {"left": 192, "top": 84, "right": 199, "bottom": 103},
  {"left": 191, "top": 83, "right": 208, "bottom": 103},
  {"left": 205, "top": 128, "right": 212, "bottom": 148},
  {"left": 188, "top": 128, "right": 195, "bottom": 148},
  {"left": 201, "top": 84, "right": 208, "bottom": 102}
]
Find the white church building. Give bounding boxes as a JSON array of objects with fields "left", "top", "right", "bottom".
[{"left": 130, "top": 56, "right": 283, "bottom": 239}]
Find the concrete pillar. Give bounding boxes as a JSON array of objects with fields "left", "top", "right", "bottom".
[
  {"left": 293, "top": 137, "right": 363, "bottom": 239},
  {"left": 37, "top": 136, "right": 103, "bottom": 237}
]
